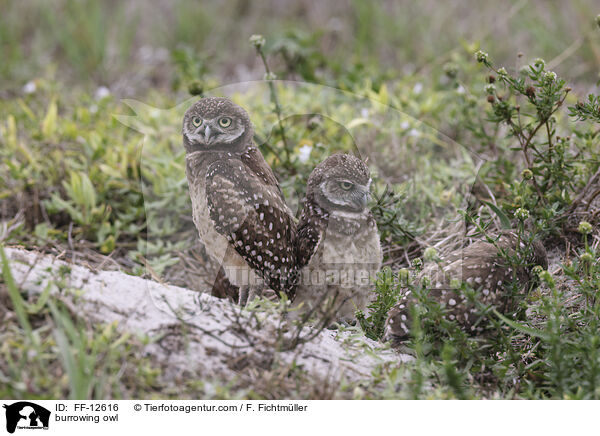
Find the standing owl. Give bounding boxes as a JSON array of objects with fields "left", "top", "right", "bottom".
[
  {"left": 183, "top": 97, "right": 296, "bottom": 304},
  {"left": 294, "top": 154, "right": 383, "bottom": 323},
  {"left": 384, "top": 232, "right": 548, "bottom": 346}
]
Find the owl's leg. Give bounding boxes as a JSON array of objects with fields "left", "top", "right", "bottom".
[
  {"left": 249, "top": 285, "right": 281, "bottom": 302},
  {"left": 247, "top": 285, "right": 263, "bottom": 302},
  {"left": 238, "top": 286, "right": 250, "bottom": 306},
  {"left": 238, "top": 284, "right": 271, "bottom": 305},
  {"left": 211, "top": 266, "right": 240, "bottom": 303},
  {"left": 261, "top": 288, "right": 279, "bottom": 302}
]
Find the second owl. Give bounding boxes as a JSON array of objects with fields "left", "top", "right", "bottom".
[{"left": 294, "top": 154, "right": 383, "bottom": 323}]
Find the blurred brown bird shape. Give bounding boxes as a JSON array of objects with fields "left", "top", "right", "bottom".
[{"left": 384, "top": 232, "right": 548, "bottom": 346}]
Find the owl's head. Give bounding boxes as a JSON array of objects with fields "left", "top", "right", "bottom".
[
  {"left": 307, "top": 153, "right": 372, "bottom": 213},
  {"left": 183, "top": 97, "right": 254, "bottom": 152}
]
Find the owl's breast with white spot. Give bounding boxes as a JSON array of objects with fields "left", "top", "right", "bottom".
[{"left": 187, "top": 167, "right": 254, "bottom": 286}]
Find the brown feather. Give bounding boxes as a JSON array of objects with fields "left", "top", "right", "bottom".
[{"left": 206, "top": 158, "right": 297, "bottom": 296}]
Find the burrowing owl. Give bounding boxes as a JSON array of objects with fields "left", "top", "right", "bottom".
[
  {"left": 294, "top": 154, "right": 382, "bottom": 323},
  {"left": 384, "top": 232, "right": 548, "bottom": 345},
  {"left": 183, "top": 97, "right": 296, "bottom": 304}
]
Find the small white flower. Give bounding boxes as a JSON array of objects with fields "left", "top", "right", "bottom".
[
  {"left": 543, "top": 71, "right": 557, "bottom": 83},
  {"left": 22, "top": 81, "right": 36, "bottom": 94},
  {"left": 249, "top": 34, "right": 265, "bottom": 49},
  {"left": 409, "top": 128, "right": 420, "bottom": 138},
  {"left": 89, "top": 104, "right": 98, "bottom": 114},
  {"left": 400, "top": 121, "right": 410, "bottom": 130},
  {"left": 360, "top": 108, "right": 369, "bottom": 118},
  {"left": 456, "top": 85, "right": 465, "bottom": 94},
  {"left": 95, "top": 86, "right": 111, "bottom": 100},
  {"left": 515, "top": 207, "right": 530, "bottom": 221},
  {"left": 298, "top": 144, "right": 312, "bottom": 163},
  {"left": 475, "top": 50, "right": 489, "bottom": 63},
  {"left": 413, "top": 83, "right": 423, "bottom": 94}
]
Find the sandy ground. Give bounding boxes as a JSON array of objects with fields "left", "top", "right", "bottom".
[{"left": 4, "top": 247, "right": 411, "bottom": 389}]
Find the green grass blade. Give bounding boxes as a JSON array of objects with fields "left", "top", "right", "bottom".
[
  {"left": 493, "top": 309, "right": 550, "bottom": 340},
  {"left": 0, "top": 245, "right": 33, "bottom": 341},
  {"left": 483, "top": 201, "right": 513, "bottom": 229}
]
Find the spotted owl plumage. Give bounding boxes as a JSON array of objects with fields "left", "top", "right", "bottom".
[
  {"left": 384, "top": 232, "right": 548, "bottom": 345},
  {"left": 183, "top": 97, "right": 296, "bottom": 303},
  {"left": 294, "top": 154, "right": 383, "bottom": 323}
]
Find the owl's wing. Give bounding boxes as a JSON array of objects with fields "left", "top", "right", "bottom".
[
  {"left": 205, "top": 159, "right": 296, "bottom": 295},
  {"left": 296, "top": 201, "right": 328, "bottom": 268},
  {"left": 241, "top": 146, "right": 292, "bottom": 214}
]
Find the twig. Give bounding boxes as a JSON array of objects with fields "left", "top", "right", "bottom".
[{"left": 253, "top": 42, "right": 292, "bottom": 169}]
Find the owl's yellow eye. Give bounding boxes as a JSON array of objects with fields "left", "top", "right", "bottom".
[
  {"left": 218, "top": 117, "right": 232, "bottom": 128},
  {"left": 192, "top": 117, "right": 202, "bottom": 127},
  {"left": 339, "top": 181, "right": 353, "bottom": 190}
]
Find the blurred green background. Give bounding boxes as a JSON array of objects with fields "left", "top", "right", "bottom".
[{"left": 2, "top": 0, "right": 599, "bottom": 96}]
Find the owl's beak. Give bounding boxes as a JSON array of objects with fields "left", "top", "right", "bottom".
[
  {"left": 353, "top": 190, "right": 369, "bottom": 210},
  {"left": 204, "top": 125, "right": 213, "bottom": 143}
]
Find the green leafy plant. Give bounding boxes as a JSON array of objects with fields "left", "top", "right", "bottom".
[
  {"left": 356, "top": 267, "right": 402, "bottom": 340},
  {"left": 471, "top": 53, "right": 578, "bottom": 233}
]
